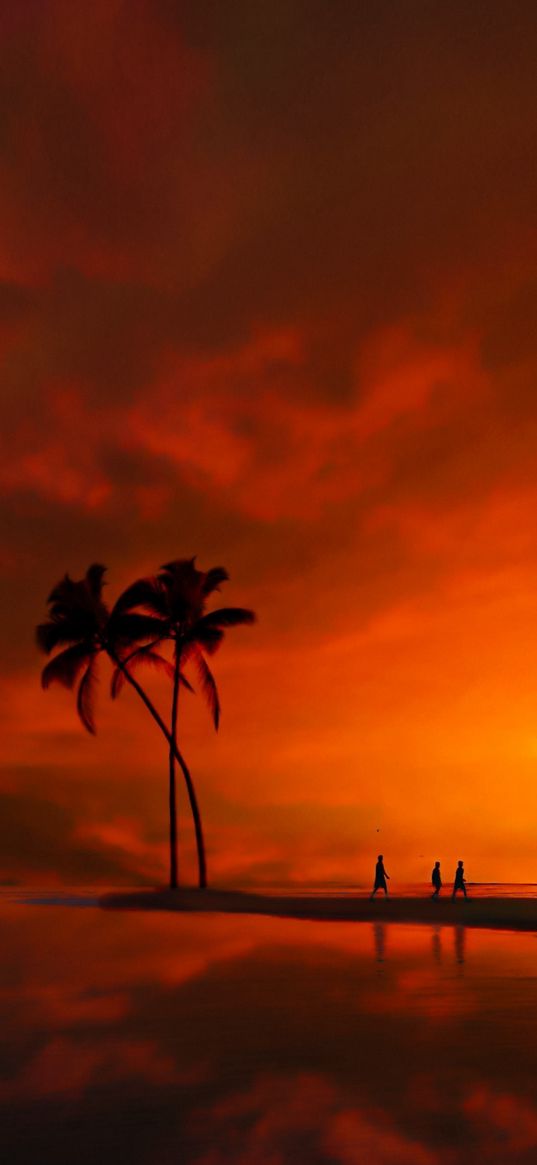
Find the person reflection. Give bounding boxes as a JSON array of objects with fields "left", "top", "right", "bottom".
[
  {"left": 454, "top": 924, "right": 466, "bottom": 965},
  {"left": 431, "top": 924, "right": 443, "bottom": 964},
  {"left": 373, "top": 921, "right": 386, "bottom": 964},
  {"left": 370, "top": 854, "right": 390, "bottom": 898}
]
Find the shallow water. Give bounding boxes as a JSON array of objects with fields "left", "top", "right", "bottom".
[{"left": 2, "top": 894, "right": 537, "bottom": 1163}]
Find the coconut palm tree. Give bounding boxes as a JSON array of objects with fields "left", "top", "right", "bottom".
[
  {"left": 36, "top": 564, "right": 195, "bottom": 887},
  {"left": 112, "top": 558, "right": 256, "bottom": 889}
]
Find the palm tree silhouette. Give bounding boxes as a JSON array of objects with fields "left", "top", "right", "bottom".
[
  {"left": 113, "top": 558, "right": 256, "bottom": 889},
  {"left": 36, "top": 564, "right": 197, "bottom": 884}
]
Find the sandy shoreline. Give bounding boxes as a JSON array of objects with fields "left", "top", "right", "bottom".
[{"left": 99, "top": 888, "right": 537, "bottom": 931}]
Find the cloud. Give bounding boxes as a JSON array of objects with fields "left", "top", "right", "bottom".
[
  {"left": 465, "top": 1087, "right": 537, "bottom": 1158},
  {"left": 191, "top": 1073, "right": 438, "bottom": 1165},
  {"left": 0, "top": 784, "right": 158, "bottom": 885},
  {"left": 4, "top": 1, "right": 537, "bottom": 885},
  {"left": 0, "top": 1035, "right": 180, "bottom": 1102}
]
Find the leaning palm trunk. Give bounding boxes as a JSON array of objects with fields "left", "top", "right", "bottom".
[
  {"left": 168, "top": 649, "right": 181, "bottom": 890},
  {"left": 109, "top": 649, "right": 207, "bottom": 888},
  {"left": 172, "top": 742, "right": 207, "bottom": 889},
  {"left": 107, "top": 558, "right": 255, "bottom": 890}
]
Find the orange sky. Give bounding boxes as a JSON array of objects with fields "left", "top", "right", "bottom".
[{"left": 2, "top": 1, "right": 537, "bottom": 886}]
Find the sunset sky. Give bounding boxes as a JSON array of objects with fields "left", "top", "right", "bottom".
[{"left": 2, "top": 1, "right": 537, "bottom": 887}]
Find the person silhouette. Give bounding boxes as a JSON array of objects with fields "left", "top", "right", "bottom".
[
  {"left": 370, "top": 854, "right": 390, "bottom": 898},
  {"left": 431, "top": 861, "right": 442, "bottom": 898},
  {"left": 452, "top": 860, "right": 468, "bottom": 899}
]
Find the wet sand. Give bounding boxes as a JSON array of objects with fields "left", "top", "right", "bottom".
[{"left": 100, "top": 888, "right": 537, "bottom": 931}]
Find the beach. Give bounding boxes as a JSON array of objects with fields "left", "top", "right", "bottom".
[{"left": 100, "top": 886, "right": 537, "bottom": 932}]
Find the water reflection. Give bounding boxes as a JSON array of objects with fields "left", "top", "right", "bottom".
[
  {"left": 431, "top": 923, "right": 442, "bottom": 965},
  {"left": 454, "top": 923, "right": 466, "bottom": 966},
  {"left": 1, "top": 898, "right": 537, "bottom": 1163},
  {"left": 374, "top": 921, "right": 466, "bottom": 971},
  {"left": 373, "top": 920, "right": 386, "bottom": 964}
]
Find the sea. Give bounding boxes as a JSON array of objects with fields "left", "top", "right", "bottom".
[{"left": 2, "top": 885, "right": 537, "bottom": 1162}]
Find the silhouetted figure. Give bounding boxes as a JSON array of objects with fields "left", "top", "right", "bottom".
[
  {"left": 431, "top": 861, "right": 442, "bottom": 898},
  {"left": 370, "top": 854, "right": 390, "bottom": 898},
  {"left": 452, "top": 860, "right": 468, "bottom": 899}
]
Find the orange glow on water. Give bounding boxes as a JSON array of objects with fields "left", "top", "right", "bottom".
[{"left": 3, "top": 901, "right": 537, "bottom": 1161}]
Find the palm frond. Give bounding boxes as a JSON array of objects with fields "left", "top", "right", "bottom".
[
  {"left": 85, "top": 563, "right": 107, "bottom": 599},
  {"left": 77, "top": 658, "right": 98, "bottom": 734},
  {"left": 41, "top": 643, "right": 93, "bottom": 690},
  {"left": 159, "top": 558, "right": 200, "bottom": 592},
  {"left": 160, "top": 556, "right": 197, "bottom": 577},
  {"left": 111, "top": 576, "right": 168, "bottom": 618},
  {"left": 186, "top": 624, "right": 224, "bottom": 655},
  {"left": 36, "top": 621, "right": 82, "bottom": 654},
  {"left": 109, "top": 611, "right": 168, "bottom": 647},
  {"left": 156, "top": 558, "right": 207, "bottom": 623},
  {"left": 44, "top": 570, "right": 109, "bottom": 639},
  {"left": 193, "top": 648, "right": 220, "bottom": 730},
  {"left": 197, "top": 607, "right": 256, "bottom": 630},
  {"left": 47, "top": 573, "right": 77, "bottom": 606},
  {"left": 202, "top": 567, "right": 229, "bottom": 595},
  {"left": 111, "top": 648, "right": 174, "bottom": 700}
]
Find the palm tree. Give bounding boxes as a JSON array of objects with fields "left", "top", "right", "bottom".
[
  {"left": 36, "top": 564, "right": 196, "bottom": 886},
  {"left": 112, "top": 558, "right": 256, "bottom": 889}
]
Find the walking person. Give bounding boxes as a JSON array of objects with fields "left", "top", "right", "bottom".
[
  {"left": 431, "top": 861, "right": 442, "bottom": 898},
  {"left": 452, "top": 860, "right": 468, "bottom": 899},
  {"left": 370, "top": 854, "right": 390, "bottom": 899}
]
